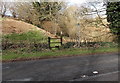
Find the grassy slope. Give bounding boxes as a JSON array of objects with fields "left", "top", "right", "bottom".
[
  {"left": 3, "top": 30, "right": 47, "bottom": 43},
  {"left": 2, "top": 18, "right": 56, "bottom": 38},
  {"left": 2, "top": 18, "right": 63, "bottom": 48},
  {"left": 1, "top": 18, "right": 119, "bottom": 61}
]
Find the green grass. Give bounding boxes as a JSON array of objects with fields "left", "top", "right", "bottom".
[
  {"left": 3, "top": 30, "right": 62, "bottom": 47},
  {"left": 2, "top": 30, "right": 119, "bottom": 61},
  {"left": 0, "top": 17, "right": 4, "bottom": 21},
  {"left": 3, "top": 30, "right": 48, "bottom": 43},
  {"left": 2, "top": 47, "right": 118, "bottom": 61}
]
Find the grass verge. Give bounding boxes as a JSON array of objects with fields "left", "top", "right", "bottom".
[{"left": 2, "top": 47, "right": 118, "bottom": 61}]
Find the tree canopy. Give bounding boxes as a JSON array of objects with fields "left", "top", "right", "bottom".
[{"left": 32, "top": 2, "right": 63, "bottom": 21}]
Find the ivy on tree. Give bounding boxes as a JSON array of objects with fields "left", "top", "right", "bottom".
[{"left": 107, "top": 2, "right": 120, "bottom": 35}]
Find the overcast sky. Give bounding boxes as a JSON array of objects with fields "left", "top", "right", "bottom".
[
  {"left": 2, "top": 0, "right": 104, "bottom": 2},
  {"left": 4, "top": 0, "right": 106, "bottom": 18}
]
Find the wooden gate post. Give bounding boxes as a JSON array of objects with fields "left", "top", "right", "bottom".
[
  {"left": 48, "top": 37, "right": 51, "bottom": 49},
  {"left": 60, "top": 36, "right": 62, "bottom": 46}
]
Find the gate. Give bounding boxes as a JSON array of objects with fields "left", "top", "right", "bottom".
[{"left": 48, "top": 36, "right": 63, "bottom": 49}]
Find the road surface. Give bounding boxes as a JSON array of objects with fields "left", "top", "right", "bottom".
[{"left": 2, "top": 53, "right": 119, "bottom": 81}]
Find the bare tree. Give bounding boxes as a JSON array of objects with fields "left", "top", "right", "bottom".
[
  {"left": 12, "top": 2, "right": 40, "bottom": 25},
  {"left": 33, "top": 1, "right": 66, "bottom": 35},
  {"left": 87, "top": 1, "right": 109, "bottom": 28},
  {"left": 9, "top": 3, "right": 17, "bottom": 18},
  {"left": 57, "top": 2, "right": 113, "bottom": 43},
  {"left": 0, "top": 1, "right": 10, "bottom": 17}
]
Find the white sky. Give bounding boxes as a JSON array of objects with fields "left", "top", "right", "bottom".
[
  {"left": 1, "top": 0, "right": 119, "bottom": 2},
  {"left": 1, "top": 0, "right": 103, "bottom": 2},
  {"left": 69, "top": 0, "right": 87, "bottom": 5}
]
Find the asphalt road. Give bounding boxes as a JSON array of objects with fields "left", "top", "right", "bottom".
[{"left": 2, "top": 53, "right": 119, "bottom": 81}]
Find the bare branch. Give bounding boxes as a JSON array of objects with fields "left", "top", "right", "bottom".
[{"left": 90, "top": 2, "right": 109, "bottom": 28}]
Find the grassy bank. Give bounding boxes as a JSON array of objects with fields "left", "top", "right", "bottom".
[
  {"left": 2, "top": 30, "right": 119, "bottom": 61},
  {"left": 2, "top": 47, "right": 118, "bottom": 61}
]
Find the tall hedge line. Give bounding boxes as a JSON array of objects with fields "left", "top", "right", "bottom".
[{"left": 107, "top": 2, "right": 120, "bottom": 35}]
